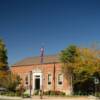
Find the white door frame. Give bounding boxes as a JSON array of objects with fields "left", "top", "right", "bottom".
[{"left": 32, "top": 69, "right": 42, "bottom": 93}]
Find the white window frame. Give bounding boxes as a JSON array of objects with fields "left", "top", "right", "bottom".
[
  {"left": 57, "top": 73, "right": 63, "bottom": 86},
  {"left": 48, "top": 73, "right": 52, "bottom": 85},
  {"left": 25, "top": 75, "right": 28, "bottom": 85}
]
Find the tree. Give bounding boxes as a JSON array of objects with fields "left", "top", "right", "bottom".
[
  {"left": 60, "top": 45, "right": 100, "bottom": 95},
  {"left": 0, "top": 39, "right": 8, "bottom": 69},
  {"left": 0, "top": 39, "right": 21, "bottom": 94},
  {"left": 0, "top": 39, "right": 9, "bottom": 78},
  {"left": 60, "top": 45, "right": 79, "bottom": 94},
  {"left": 0, "top": 73, "right": 21, "bottom": 92},
  {"left": 73, "top": 48, "right": 100, "bottom": 95},
  {"left": 74, "top": 48, "right": 100, "bottom": 82}
]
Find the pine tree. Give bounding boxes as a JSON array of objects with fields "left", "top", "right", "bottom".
[{"left": 0, "top": 39, "right": 9, "bottom": 78}]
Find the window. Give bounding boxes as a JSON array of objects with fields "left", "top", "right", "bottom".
[
  {"left": 35, "top": 75, "right": 40, "bottom": 78},
  {"left": 58, "top": 74, "right": 63, "bottom": 85},
  {"left": 25, "top": 75, "right": 28, "bottom": 85},
  {"left": 48, "top": 74, "right": 52, "bottom": 85}
]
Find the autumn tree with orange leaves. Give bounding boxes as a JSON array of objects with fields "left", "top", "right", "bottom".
[
  {"left": 60, "top": 45, "right": 100, "bottom": 95},
  {"left": 0, "top": 39, "right": 21, "bottom": 93}
]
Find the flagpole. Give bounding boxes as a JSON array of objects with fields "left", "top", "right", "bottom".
[{"left": 40, "top": 47, "right": 44, "bottom": 99}]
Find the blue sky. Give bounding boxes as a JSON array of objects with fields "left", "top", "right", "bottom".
[{"left": 0, "top": 0, "right": 100, "bottom": 65}]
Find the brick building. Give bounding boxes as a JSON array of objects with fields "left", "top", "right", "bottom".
[{"left": 11, "top": 55, "right": 71, "bottom": 95}]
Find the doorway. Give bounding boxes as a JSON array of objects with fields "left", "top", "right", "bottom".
[
  {"left": 35, "top": 75, "right": 40, "bottom": 90},
  {"left": 32, "top": 71, "right": 42, "bottom": 93}
]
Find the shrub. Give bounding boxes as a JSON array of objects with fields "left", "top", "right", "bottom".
[
  {"left": 23, "top": 90, "right": 30, "bottom": 98},
  {"left": 23, "top": 93, "right": 30, "bottom": 98},
  {"left": 34, "top": 90, "right": 40, "bottom": 95},
  {"left": 95, "top": 92, "right": 100, "bottom": 97},
  {"left": 43, "top": 90, "right": 66, "bottom": 96},
  {"left": 0, "top": 73, "right": 21, "bottom": 92},
  {"left": 0, "top": 92, "right": 20, "bottom": 97}
]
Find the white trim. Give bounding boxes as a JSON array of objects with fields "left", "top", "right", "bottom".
[
  {"left": 32, "top": 69, "right": 42, "bottom": 93},
  {"left": 57, "top": 73, "right": 63, "bottom": 87},
  {"left": 48, "top": 73, "right": 52, "bottom": 86}
]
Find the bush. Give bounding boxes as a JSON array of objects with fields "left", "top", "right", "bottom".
[
  {"left": 95, "top": 92, "right": 100, "bottom": 97},
  {"left": 43, "top": 90, "right": 66, "bottom": 96},
  {"left": 0, "top": 92, "right": 20, "bottom": 96},
  {"left": 0, "top": 73, "right": 21, "bottom": 92},
  {"left": 23, "top": 93, "right": 30, "bottom": 98},
  {"left": 34, "top": 90, "right": 40, "bottom": 95},
  {"left": 50, "top": 91, "right": 55, "bottom": 96},
  {"left": 22, "top": 90, "right": 30, "bottom": 98}
]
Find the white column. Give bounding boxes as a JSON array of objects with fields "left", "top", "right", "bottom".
[{"left": 40, "top": 73, "right": 42, "bottom": 90}]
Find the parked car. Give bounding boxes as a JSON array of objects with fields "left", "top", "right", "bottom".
[{"left": 0, "top": 87, "right": 7, "bottom": 94}]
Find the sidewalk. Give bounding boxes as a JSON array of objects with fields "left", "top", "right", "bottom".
[
  {"left": 0, "top": 95, "right": 99, "bottom": 100},
  {"left": 29, "top": 96, "right": 89, "bottom": 100},
  {"left": 0, "top": 95, "right": 21, "bottom": 100}
]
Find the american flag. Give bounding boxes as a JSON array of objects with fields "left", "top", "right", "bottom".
[{"left": 40, "top": 47, "right": 44, "bottom": 64}]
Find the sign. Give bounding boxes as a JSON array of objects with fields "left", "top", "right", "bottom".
[{"left": 94, "top": 77, "right": 99, "bottom": 84}]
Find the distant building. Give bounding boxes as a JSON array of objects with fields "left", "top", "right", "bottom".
[{"left": 11, "top": 55, "right": 71, "bottom": 95}]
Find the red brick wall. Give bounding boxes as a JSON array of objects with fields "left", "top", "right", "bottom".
[{"left": 11, "top": 63, "right": 71, "bottom": 94}]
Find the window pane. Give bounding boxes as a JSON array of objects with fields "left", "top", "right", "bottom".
[
  {"left": 48, "top": 74, "right": 51, "bottom": 85},
  {"left": 25, "top": 75, "right": 28, "bottom": 84},
  {"left": 58, "top": 74, "right": 63, "bottom": 85}
]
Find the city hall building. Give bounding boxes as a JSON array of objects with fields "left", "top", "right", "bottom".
[{"left": 11, "top": 54, "right": 71, "bottom": 95}]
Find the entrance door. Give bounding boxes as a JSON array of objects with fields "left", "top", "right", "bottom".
[
  {"left": 35, "top": 78, "right": 40, "bottom": 90},
  {"left": 33, "top": 72, "right": 42, "bottom": 92}
]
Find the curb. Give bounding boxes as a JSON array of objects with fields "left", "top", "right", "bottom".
[{"left": 0, "top": 95, "right": 22, "bottom": 100}]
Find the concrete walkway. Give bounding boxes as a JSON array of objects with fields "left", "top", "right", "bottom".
[
  {"left": 0, "top": 95, "right": 99, "bottom": 100},
  {"left": 23, "top": 97, "right": 88, "bottom": 100},
  {"left": 23, "top": 96, "right": 99, "bottom": 100},
  {"left": 0, "top": 95, "right": 21, "bottom": 100}
]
